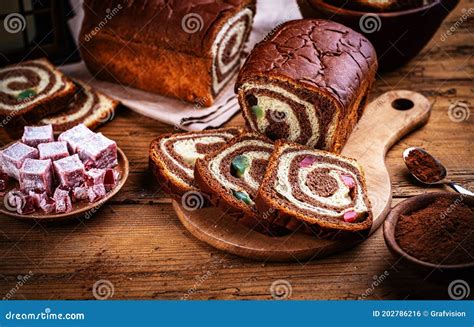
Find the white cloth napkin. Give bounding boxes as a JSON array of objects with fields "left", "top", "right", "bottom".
[{"left": 61, "top": 0, "right": 302, "bottom": 130}]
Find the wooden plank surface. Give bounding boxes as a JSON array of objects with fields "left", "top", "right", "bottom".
[{"left": 0, "top": 1, "right": 473, "bottom": 300}]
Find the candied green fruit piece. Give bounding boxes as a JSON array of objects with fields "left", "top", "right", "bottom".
[
  {"left": 230, "top": 155, "right": 250, "bottom": 178},
  {"left": 251, "top": 105, "right": 264, "bottom": 119},
  {"left": 17, "top": 89, "right": 36, "bottom": 101},
  {"left": 232, "top": 189, "right": 252, "bottom": 205}
]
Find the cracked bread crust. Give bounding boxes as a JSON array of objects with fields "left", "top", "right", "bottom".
[
  {"left": 236, "top": 19, "right": 377, "bottom": 152},
  {"left": 255, "top": 140, "right": 373, "bottom": 239}
]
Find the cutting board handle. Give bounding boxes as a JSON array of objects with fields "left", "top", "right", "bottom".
[{"left": 342, "top": 90, "right": 432, "bottom": 232}]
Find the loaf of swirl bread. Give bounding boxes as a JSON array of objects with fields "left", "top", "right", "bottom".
[
  {"left": 236, "top": 19, "right": 378, "bottom": 153},
  {"left": 256, "top": 140, "right": 373, "bottom": 238},
  {"left": 80, "top": 0, "right": 256, "bottom": 106}
]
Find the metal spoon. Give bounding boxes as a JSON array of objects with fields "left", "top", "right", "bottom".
[{"left": 403, "top": 147, "right": 474, "bottom": 196}]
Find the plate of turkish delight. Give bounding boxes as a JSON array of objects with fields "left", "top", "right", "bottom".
[{"left": 0, "top": 123, "right": 128, "bottom": 221}]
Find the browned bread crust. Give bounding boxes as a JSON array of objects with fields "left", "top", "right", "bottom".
[
  {"left": 0, "top": 58, "right": 76, "bottom": 137},
  {"left": 80, "top": 0, "right": 256, "bottom": 106},
  {"left": 235, "top": 19, "right": 378, "bottom": 153},
  {"left": 149, "top": 127, "right": 244, "bottom": 199},
  {"left": 255, "top": 140, "right": 373, "bottom": 239}
]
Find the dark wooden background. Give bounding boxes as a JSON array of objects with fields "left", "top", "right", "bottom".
[{"left": 0, "top": 1, "right": 472, "bottom": 300}]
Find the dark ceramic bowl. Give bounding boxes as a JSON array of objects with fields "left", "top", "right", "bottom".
[
  {"left": 383, "top": 192, "right": 474, "bottom": 276},
  {"left": 297, "top": 0, "right": 460, "bottom": 71}
]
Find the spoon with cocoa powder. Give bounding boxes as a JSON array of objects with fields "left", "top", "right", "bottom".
[{"left": 403, "top": 147, "right": 473, "bottom": 196}]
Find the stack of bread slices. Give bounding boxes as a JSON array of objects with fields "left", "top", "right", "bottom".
[
  {"left": 0, "top": 58, "right": 118, "bottom": 137},
  {"left": 149, "top": 128, "right": 373, "bottom": 239}
]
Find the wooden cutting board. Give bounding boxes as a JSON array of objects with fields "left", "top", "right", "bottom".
[{"left": 172, "top": 90, "right": 431, "bottom": 262}]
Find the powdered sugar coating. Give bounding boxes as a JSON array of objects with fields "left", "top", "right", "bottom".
[
  {"left": 0, "top": 142, "right": 39, "bottom": 180},
  {"left": 22, "top": 125, "right": 54, "bottom": 147},
  {"left": 19, "top": 158, "right": 54, "bottom": 195},
  {"left": 53, "top": 154, "right": 85, "bottom": 187},
  {"left": 58, "top": 123, "right": 95, "bottom": 153},
  {"left": 77, "top": 133, "right": 117, "bottom": 169},
  {"left": 38, "top": 141, "right": 69, "bottom": 161}
]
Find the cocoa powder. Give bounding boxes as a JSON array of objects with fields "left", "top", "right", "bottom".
[
  {"left": 405, "top": 149, "right": 445, "bottom": 184},
  {"left": 395, "top": 196, "right": 474, "bottom": 265}
]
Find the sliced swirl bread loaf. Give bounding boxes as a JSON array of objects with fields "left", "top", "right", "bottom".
[
  {"left": 40, "top": 79, "right": 118, "bottom": 132},
  {"left": 0, "top": 58, "right": 76, "bottom": 136},
  {"left": 194, "top": 133, "right": 286, "bottom": 234},
  {"left": 236, "top": 19, "right": 377, "bottom": 153},
  {"left": 256, "top": 140, "right": 373, "bottom": 238},
  {"left": 149, "top": 127, "right": 243, "bottom": 198}
]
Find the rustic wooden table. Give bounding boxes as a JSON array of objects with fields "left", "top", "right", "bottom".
[{"left": 0, "top": 2, "right": 472, "bottom": 300}]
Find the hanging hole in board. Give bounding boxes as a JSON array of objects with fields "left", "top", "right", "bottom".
[{"left": 391, "top": 98, "right": 414, "bottom": 111}]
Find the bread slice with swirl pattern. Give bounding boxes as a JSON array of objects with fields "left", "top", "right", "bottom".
[
  {"left": 149, "top": 127, "right": 243, "bottom": 198},
  {"left": 39, "top": 79, "right": 118, "bottom": 132},
  {"left": 194, "top": 132, "right": 289, "bottom": 235},
  {"left": 255, "top": 140, "right": 373, "bottom": 238},
  {"left": 0, "top": 58, "right": 76, "bottom": 136}
]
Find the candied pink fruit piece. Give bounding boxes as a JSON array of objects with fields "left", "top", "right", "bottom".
[
  {"left": 343, "top": 210, "right": 358, "bottom": 223},
  {"left": 19, "top": 158, "right": 54, "bottom": 195},
  {"left": 299, "top": 156, "right": 317, "bottom": 168},
  {"left": 58, "top": 124, "right": 95, "bottom": 153},
  {"left": 38, "top": 142, "right": 69, "bottom": 161},
  {"left": 0, "top": 142, "right": 38, "bottom": 180},
  {"left": 53, "top": 154, "right": 85, "bottom": 188},
  {"left": 341, "top": 174, "right": 356, "bottom": 189},
  {"left": 39, "top": 197, "right": 55, "bottom": 214},
  {"left": 21, "top": 125, "right": 54, "bottom": 147},
  {"left": 77, "top": 133, "right": 117, "bottom": 169}
]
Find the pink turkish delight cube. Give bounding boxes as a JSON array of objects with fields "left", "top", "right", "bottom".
[
  {"left": 39, "top": 197, "right": 55, "bottom": 214},
  {"left": 104, "top": 169, "right": 120, "bottom": 191},
  {"left": 19, "top": 159, "right": 54, "bottom": 195},
  {"left": 53, "top": 187, "right": 72, "bottom": 213},
  {"left": 0, "top": 142, "right": 38, "bottom": 180},
  {"left": 58, "top": 124, "right": 95, "bottom": 153},
  {"left": 21, "top": 125, "right": 54, "bottom": 147},
  {"left": 28, "top": 190, "right": 48, "bottom": 208},
  {"left": 72, "top": 186, "right": 88, "bottom": 202},
  {"left": 77, "top": 133, "right": 117, "bottom": 169},
  {"left": 38, "top": 142, "right": 69, "bottom": 161},
  {"left": 87, "top": 184, "right": 106, "bottom": 203},
  {"left": 53, "top": 154, "right": 85, "bottom": 188},
  {"left": 85, "top": 168, "right": 105, "bottom": 186}
]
